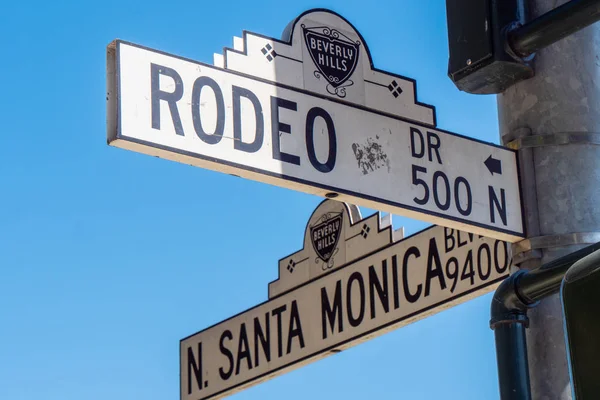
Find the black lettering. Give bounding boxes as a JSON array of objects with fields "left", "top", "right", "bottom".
[
  {"left": 425, "top": 238, "right": 447, "bottom": 296},
  {"left": 187, "top": 343, "right": 203, "bottom": 394},
  {"left": 444, "top": 228, "right": 455, "bottom": 253},
  {"left": 306, "top": 107, "right": 337, "bottom": 173},
  {"left": 271, "top": 96, "right": 300, "bottom": 165},
  {"left": 477, "top": 243, "right": 492, "bottom": 280},
  {"left": 446, "top": 257, "right": 460, "bottom": 292},
  {"left": 272, "top": 304, "right": 287, "bottom": 358},
  {"left": 461, "top": 250, "right": 475, "bottom": 284},
  {"left": 369, "top": 261, "right": 389, "bottom": 319},
  {"left": 432, "top": 171, "right": 451, "bottom": 210},
  {"left": 233, "top": 86, "right": 263, "bottom": 153},
  {"left": 287, "top": 300, "right": 305, "bottom": 354},
  {"left": 347, "top": 272, "right": 365, "bottom": 327},
  {"left": 489, "top": 186, "right": 507, "bottom": 225},
  {"left": 321, "top": 281, "right": 343, "bottom": 339},
  {"left": 218, "top": 330, "right": 234, "bottom": 381},
  {"left": 412, "top": 165, "right": 429, "bottom": 205},
  {"left": 392, "top": 255, "right": 400, "bottom": 309},
  {"left": 410, "top": 127, "right": 425, "bottom": 158},
  {"left": 454, "top": 177, "right": 472, "bottom": 216},
  {"left": 457, "top": 231, "right": 469, "bottom": 248},
  {"left": 494, "top": 240, "right": 510, "bottom": 273},
  {"left": 235, "top": 323, "right": 252, "bottom": 375},
  {"left": 151, "top": 63, "right": 184, "bottom": 136},
  {"left": 426, "top": 131, "right": 442, "bottom": 164},
  {"left": 402, "top": 246, "right": 422, "bottom": 303},
  {"left": 254, "top": 312, "right": 270, "bottom": 368},
  {"left": 191, "top": 76, "right": 225, "bottom": 144}
]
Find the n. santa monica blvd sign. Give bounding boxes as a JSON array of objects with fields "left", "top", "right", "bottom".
[
  {"left": 106, "top": 9, "right": 524, "bottom": 242},
  {"left": 180, "top": 200, "right": 511, "bottom": 400}
]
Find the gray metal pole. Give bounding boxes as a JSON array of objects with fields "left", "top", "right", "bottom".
[{"left": 497, "top": 0, "right": 600, "bottom": 398}]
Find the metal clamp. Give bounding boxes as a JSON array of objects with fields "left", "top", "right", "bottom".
[
  {"left": 512, "top": 232, "right": 600, "bottom": 265},
  {"left": 506, "top": 132, "right": 600, "bottom": 150}
]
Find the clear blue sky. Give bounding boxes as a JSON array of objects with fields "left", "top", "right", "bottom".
[{"left": 0, "top": 1, "right": 502, "bottom": 399}]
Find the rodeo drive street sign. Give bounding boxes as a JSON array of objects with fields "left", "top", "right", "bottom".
[{"left": 106, "top": 8, "right": 524, "bottom": 242}]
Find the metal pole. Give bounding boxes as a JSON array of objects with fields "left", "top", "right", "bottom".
[
  {"left": 509, "top": 0, "right": 600, "bottom": 57},
  {"left": 497, "top": 0, "right": 600, "bottom": 397}
]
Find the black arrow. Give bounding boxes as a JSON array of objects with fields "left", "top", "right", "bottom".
[{"left": 484, "top": 155, "right": 502, "bottom": 175}]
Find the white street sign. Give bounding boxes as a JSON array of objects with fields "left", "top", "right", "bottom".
[
  {"left": 107, "top": 9, "right": 524, "bottom": 242},
  {"left": 180, "top": 200, "right": 511, "bottom": 400}
]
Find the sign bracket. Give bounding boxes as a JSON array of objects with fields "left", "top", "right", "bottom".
[{"left": 512, "top": 232, "right": 600, "bottom": 265}]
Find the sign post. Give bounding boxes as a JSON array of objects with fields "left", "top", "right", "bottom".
[
  {"left": 107, "top": 9, "right": 524, "bottom": 242},
  {"left": 180, "top": 200, "right": 512, "bottom": 400}
]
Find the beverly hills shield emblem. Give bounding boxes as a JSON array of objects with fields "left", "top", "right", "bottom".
[
  {"left": 302, "top": 24, "right": 360, "bottom": 97},
  {"left": 310, "top": 212, "right": 343, "bottom": 262}
]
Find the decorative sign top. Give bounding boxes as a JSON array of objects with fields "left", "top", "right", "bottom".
[
  {"left": 269, "top": 199, "right": 403, "bottom": 298},
  {"left": 215, "top": 9, "right": 436, "bottom": 125}
]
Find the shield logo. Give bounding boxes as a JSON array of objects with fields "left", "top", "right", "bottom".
[
  {"left": 310, "top": 212, "right": 343, "bottom": 262},
  {"left": 302, "top": 24, "right": 360, "bottom": 97}
]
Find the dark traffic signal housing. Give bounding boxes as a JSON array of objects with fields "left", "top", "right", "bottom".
[
  {"left": 446, "top": 0, "right": 600, "bottom": 94},
  {"left": 445, "top": 0, "right": 533, "bottom": 94},
  {"left": 561, "top": 250, "right": 600, "bottom": 399}
]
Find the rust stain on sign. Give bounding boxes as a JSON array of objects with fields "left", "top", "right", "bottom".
[{"left": 351, "top": 135, "right": 390, "bottom": 175}]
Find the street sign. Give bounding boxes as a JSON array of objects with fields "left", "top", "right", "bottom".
[
  {"left": 180, "top": 200, "right": 512, "bottom": 400},
  {"left": 106, "top": 9, "right": 524, "bottom": 242}
]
